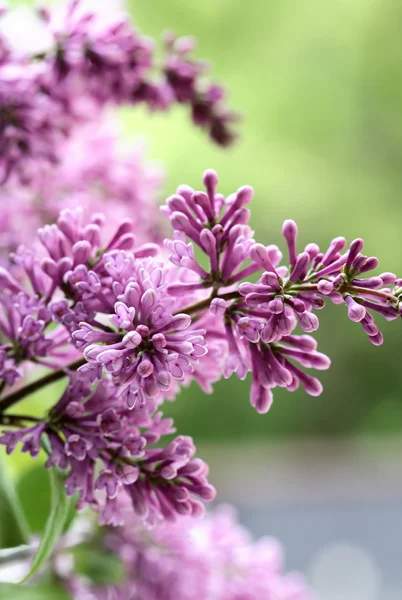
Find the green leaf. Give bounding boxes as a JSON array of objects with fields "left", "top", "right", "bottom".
[
  {"left": 16, "top": 465, "right": 51, "bottom": 534},
  {"left": 17, "top": 456, "right": 77, "bottom": 536},
  {"left": 73, "top": 544, "right": 124, "bottom": 586},
  {"left": 20, "top": 467, "right": 74, "bottom": 583},
  {"left": 0, "top": 583, "right": 69, "bottom": 600},
  {"left": 0, "top": 460, "right": 30, "bottom": 549}
]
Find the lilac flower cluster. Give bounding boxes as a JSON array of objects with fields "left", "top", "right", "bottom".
[
  {"left": 161, "top": 170, "right": 401, "bottom": 413},
  {"left": 0, "top": 286, "right": 72, "bottom": 383},
  {"left": 65, "top": 503, "right": 313, "bottom": 599},
  {"left": 0, "top": 0, "right": 237, "bottom": 183},
  {"left": 0, "top": 207, "right": 223, "bottom": 524},
  {"left": 1, "top": 377, "right": 214, "bottom": 528},
  {"left": 0, "top": 169, "right": 400, "bottom": 528}
]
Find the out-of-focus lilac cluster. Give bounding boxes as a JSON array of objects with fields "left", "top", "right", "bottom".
[
  {"left": 0, "top": 0, "right": 237, "bottom": 183},
  {"left": 65, "top": 503, "right": 314, "bottom": 599},
  {"left": 0, "top": 119, "right": 163, "bottom": 262}
]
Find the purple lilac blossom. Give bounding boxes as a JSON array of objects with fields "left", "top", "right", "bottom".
[
  {"left": 0, "top": 207, "right": 224, "bottom": 523},
  {"left": 0, "top": 172, "right": 400, "bottom": 422},
  {"left": 0, "top": 376, "right": 214, "bottom": 526},
  {"left": 161, "top": 170, "right": 401, "bottom": 412},
  {"left": 0, "top": 171, "right": 399, "bottom": 427},
  {"left": 0, "top": 169, "right": 399, "bottom": 529}
]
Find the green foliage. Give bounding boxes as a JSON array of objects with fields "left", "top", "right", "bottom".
[
  {"left": 0, "top": 461, "right": 30, "bottom": 549},
  {"left": 16, "top": 465, "right": 52, "bottom": 534},
  {"left": 16, "top": 462, "right": 77, "bottom": 536},
  {"left": 73, "top": 543, "right": 124, "bottom": 586},
  {"left": 21, "top": 467, "right": 75, "bottom": 583}
]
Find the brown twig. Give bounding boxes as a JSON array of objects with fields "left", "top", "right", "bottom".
[{"left": 0, "top": 358, "right": 85, "bottom": 413}]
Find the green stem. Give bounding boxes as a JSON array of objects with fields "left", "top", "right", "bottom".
[
  {"left": 343, "top": 285, "right": 397, "bottom": 301},
  {"left": 288, "top": 283, "right": 318, "bottom": 293},
  {"left": 178, "top": 291, "right": 242, "bottom": 316},
  {"left": 293, "top": 282, "right": 397, "bottom": 303}
]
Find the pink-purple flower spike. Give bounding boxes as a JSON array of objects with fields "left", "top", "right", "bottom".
[
  {"left": 161, "top": 169, "right": 401, "bottom": 413},
  {"left": 0, "top": 167, "right": 400, "bottom": 526}
]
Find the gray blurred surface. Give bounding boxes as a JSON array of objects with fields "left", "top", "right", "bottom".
[
  {"left": 240, "top": 502, "right": 401, "bottom": 600},
  {"left": 202, "top": 436, "right": 402, "bottom": 599}
]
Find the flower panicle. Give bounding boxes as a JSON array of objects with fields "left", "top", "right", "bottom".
[
  {"left": 0, "top": 168, "right": 400, "bottom": 526},
  {"left": 0, "top": 376, "right": 214, "bottom": 527},
  {"left": 160, "top": 169, "right": 401, "bottom": 412}
]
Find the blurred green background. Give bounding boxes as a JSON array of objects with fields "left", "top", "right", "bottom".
[{"left": 8, "top": 0, "right": 402, "bottom": 442}]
